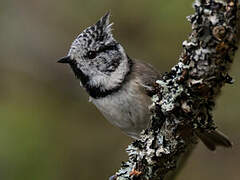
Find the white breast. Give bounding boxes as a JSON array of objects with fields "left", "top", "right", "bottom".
[{"left": 90, "top": 80, "right": 152, "bottom": 139}]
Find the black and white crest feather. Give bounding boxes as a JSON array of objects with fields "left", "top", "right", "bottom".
[
  {"left": 64, "top": 12, "right": 131, "bottom": 99},
  {"left": 76, "top": 12, "right": 114, "bottom": 51}
]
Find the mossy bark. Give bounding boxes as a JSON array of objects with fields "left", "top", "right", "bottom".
[{"left": 114, "top": 1, "right": 239, "bottom": 180}]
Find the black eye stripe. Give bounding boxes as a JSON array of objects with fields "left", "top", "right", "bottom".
[
  {"left": 85, "top": 44, "right": 118, "bottom": 59},
  {"left": 97, "top": 44, "right": 118, "bottom": 53}
]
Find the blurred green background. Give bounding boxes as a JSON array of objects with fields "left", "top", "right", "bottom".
[{"left": 0, "top": 0, "right": 239, "bottom": 179}]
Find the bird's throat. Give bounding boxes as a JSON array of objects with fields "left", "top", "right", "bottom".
[{"left": 70, "top": 58, "right": 133, "bottom": 99}]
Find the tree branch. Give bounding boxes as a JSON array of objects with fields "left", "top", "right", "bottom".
[{"left": 113, "top": 0, "right": 239, "bottom": 179}]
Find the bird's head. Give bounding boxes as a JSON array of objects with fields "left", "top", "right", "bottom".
[{"left": 58, "top": 12, "right": 131, "bottom": 98}]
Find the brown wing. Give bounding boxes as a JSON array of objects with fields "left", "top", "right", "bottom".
[
  {"left": 130, "top": 60, "right": 232, "bottom": 151},
  {"left": 130, "top": 59, "right": 161, "bottom": 96}
]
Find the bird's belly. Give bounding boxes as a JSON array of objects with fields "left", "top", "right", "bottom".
[{"left": 91, "top": 90, "right": 152, "bottom": 138}]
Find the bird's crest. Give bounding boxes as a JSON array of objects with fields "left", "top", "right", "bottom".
[{"left": 76, "top": 12, "right": 114, "bottom": 48}]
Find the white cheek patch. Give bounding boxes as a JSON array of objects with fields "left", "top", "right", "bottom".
[{"left": 118, "top": 45, "right": 128, "bottom": 61}]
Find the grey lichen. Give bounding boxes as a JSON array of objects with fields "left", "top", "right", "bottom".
[{"left": 114, "top": 0, "right": 239, "bottom": 180}]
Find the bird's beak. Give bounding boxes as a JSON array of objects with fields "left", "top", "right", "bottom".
[{"left": 57, "top": 56, "right": 71, "bottom": 64}]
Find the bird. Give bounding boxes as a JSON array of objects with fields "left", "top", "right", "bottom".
[{"left": 58, "top": 12, "right": 232, "bottom": 151}]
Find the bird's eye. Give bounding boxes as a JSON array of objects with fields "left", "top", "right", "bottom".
[{"left": 87, "top": 51, "right": 97, "bottom": 59}]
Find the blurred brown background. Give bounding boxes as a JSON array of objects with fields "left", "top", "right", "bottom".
[{"left": 0, "top": 0, "right": 239, "bottom": 180}]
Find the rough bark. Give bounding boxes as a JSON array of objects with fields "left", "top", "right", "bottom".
[{"left": 114, "top": 0, "right": 239, "bottom": 180}]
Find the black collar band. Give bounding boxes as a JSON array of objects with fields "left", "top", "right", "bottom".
[
  {"left": 69, "top": 57, "right": 133, "bottom": 99},
  {"left": 85, "top": 57, "right": 133, "bottom": 99}
]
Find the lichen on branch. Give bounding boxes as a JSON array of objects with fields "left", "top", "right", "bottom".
[{"left": 114, "top": 0, "right": 239, "bottom": 180}]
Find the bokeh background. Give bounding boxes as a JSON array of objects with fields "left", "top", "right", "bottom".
[{"left": 0, "top": 0, "right": 239, "bottom": 179}]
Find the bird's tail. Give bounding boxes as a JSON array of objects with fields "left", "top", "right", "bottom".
[{"left": 197, "top": 129, "right": 232, "bottom": 151}]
